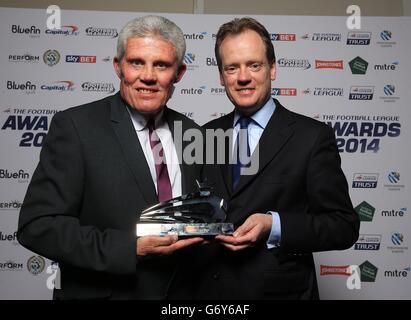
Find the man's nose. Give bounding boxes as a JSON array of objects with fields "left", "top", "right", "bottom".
[
  {"left": 237, "top": 66, "right": 251, "bottom": 83},
  {"left": 140, "top": 65, "right": 156, "bottom": 82}
]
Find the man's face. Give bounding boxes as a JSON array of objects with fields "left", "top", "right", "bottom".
[
  {"left": 114, "top": 36, "right": 186, "bottom": 116},
  {"left": 218, "top": 29, "right": 276, "bottom": 115}
]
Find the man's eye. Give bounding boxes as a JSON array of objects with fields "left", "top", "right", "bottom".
[
  {"left": 224, "top": 66, "right": 237, "bottom": 74},
  {"left": 249, "top": 63, "right": 262, "bottom": 71},
  {"left": 130, "top": 60, "right": 143, "bottom": 66},
  {"left": 155, "top": 63, "right": 167, "bottom": 70}
]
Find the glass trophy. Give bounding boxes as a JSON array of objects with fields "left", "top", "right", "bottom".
[{"left": 136, "top": 181, "right": 234, "bottom": 237}]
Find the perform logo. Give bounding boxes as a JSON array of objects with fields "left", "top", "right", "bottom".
[
  {"left": 315, "top": 60, "right": 343, "bottom": 69},
  {"left": 0, "top": 260, "right": 23, "bottom": 271},
  {"left": 346, "top": 32, "right": 371, "bottom": 45},
  {"left": 8, "top": 53, "right": 40, "bottom": 63},
  {"left": 65, "top": 55, "right": 96, "bottom": 63},
  {"left": 349, "top": 56, "right": 368, "bottom": 74},
  {"left": 271, "top": 88, "right": 297, "bottom": 96},
  {"left": 270, "top": 33, "right": 296, "bottom": 41},
  {"left": 0, "top": 200, "right": 22, "bottom": 210},
  {"left": 352, "top": 173, "right": 378, "bottom": 188},
  {"left": 355, "top": 201, "right": 375, "bottom": 222},
  {"left": 210, "top": 87, "right": 225, "bottom": 95},
  {"left": 355, "top": 234, "right": 381, "bottom": 250},
  {"left": 349, "top": 86, "right": 374, "bottom": 100}
]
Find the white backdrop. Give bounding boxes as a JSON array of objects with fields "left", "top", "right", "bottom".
[{"left": 0, "top": 7, "right": 410, "bottom": 299}]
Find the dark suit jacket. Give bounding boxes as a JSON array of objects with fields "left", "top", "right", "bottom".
[
  {"left": 17, "top": 92, "right": 203, "bottom": 300},
  {"left": 197, "top": 99, "right": 359, "bottom": 299}
]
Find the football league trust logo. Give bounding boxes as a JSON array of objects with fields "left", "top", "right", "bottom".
[{"left": 352, "top": 173, "right": 378, "bottom": 188}]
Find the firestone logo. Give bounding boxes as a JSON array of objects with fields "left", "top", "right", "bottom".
[{"left": 315, "top": 60, "right": 343, "bottom": 69}]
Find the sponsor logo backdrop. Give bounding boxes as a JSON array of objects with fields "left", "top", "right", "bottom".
[{"left": 0, "top": 7, "right": 410, "bottom": 299}]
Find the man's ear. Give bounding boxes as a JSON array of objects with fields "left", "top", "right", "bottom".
[
  {"left": 219, "top": 72, "right": 225, "bottom": 86},
  {"left": 113, "top": 57, "right": 121, "bottom": 78},
  {"left": 174, "top": 64, "right": 187, "bottom": 83},
  {"left": 270, "top": 62, "right": 276, "bottom": 81}
]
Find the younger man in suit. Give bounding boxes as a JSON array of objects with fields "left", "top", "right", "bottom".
[{"left": 198, "top": 17, "right": 359, "bottom": 299}]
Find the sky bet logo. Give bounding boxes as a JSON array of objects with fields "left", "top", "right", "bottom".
[
  {"left": 270, "top": 33, "right": 296, "bottom": 41},
  {"left": 352, "top": 173, "right": 378, "bottom": 188},
  {"left": 66, "top": 55, "right": 96, "bottom": 63},
  {"left": 271, "top": 88, "right": 297, "bottom": 96}
]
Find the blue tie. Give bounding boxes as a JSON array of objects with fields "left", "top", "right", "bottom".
[{"left": 232, "top": 116, "right": 251, "bottom": 190}]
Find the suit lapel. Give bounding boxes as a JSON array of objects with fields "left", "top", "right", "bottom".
[
  {"left": 109, "top": 93, "right": 158, "bottom": 206},
  {"left": 232, "top": 100, "right": 295, "bottom": 197},
  {"left": 165, "top": 107, "right": 190, "bottom": 194},
  {"left": 215, "top": 112, "right": 235, "bottom": 197}
]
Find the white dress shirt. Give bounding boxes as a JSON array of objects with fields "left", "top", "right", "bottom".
[{"left": 127, "top": 107, "right": 182, "bottom": 199}]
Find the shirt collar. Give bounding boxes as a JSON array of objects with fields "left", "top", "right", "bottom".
[
  {"left": 233, "top": 98, "right": 276, "bottom": 129},
  {"left": 126, "top": 105, "right": 165, "bottom": 132}
]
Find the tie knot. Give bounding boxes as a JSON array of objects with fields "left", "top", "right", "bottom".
[
  {"left": 238, "top": 116, "right": 251, "bottom": 129},
  {"left": 146, "top": 118, "right": 156, "bottom": 132}
]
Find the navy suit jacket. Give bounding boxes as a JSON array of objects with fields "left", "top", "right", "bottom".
[{"left": 197, "top": 99, "right": 359, "bottom": 299}]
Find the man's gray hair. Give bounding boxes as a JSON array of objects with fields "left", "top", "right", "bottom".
[{"left": 117, "top": 15, "right": 186, "bottom": 67}]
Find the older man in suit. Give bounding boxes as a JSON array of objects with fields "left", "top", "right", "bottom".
[
  {"left": 198, "top": 17, "right": 359, "bottom": 299},
  {"left": 17, "top": 15, "right": 204, "bottom": 300}
]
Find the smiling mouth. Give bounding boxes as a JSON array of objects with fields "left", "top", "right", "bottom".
[
  {"left": 137, "top": 88, "right": 158, "bottom": 93},
  {"left": 236, "top": 88, "right": 254, "bottom": 93}
]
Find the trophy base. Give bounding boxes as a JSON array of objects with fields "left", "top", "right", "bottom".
[{"left": 136, "top": 223, "right": 234, "bottom": 237}]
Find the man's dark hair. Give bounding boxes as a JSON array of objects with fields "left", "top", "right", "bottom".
[{"left": 214, "top": 17, "right": 276, "bottom": 73}]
